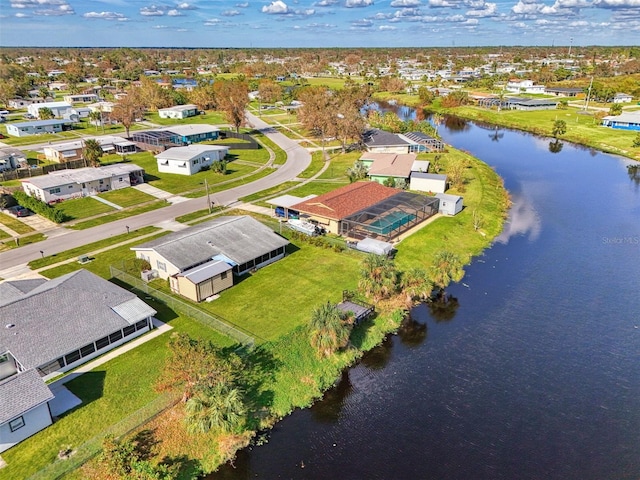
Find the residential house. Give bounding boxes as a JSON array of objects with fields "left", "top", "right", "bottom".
[
  {"left": 155, "top": 145, "right": 229, "bottom": 176},
  {"left": 363, "top": 129, "right": 444, "bottom": 154},
  {"left": 158, "top": 104, "right": 198, "bottom": 119},
  {"left": 6, "top": 119, "right": 74, "bottom": 137},
  {"left": 132, "top": 216, "right": 289, "bottom": 301},
  {"left": 0, "top": 270, "right": 156, "bottom": 452},
  {"left": 8, "top": 98, "right": 50, "bottom": 109},
  {"left": 0, "top": 148, "right": 27, "bottom": 172},
  {"left": 63, "top": 94, "right": 100, "bottom": 104},
  {"left": 505, "top": 79, "right": 546, "bottom": 94},
  {"left": 291, "top": 182, "right": 440, "bottom": 241},
  {"left": 602, "top": 111, "right": 640, "bottom": 131},
  {"left": 131, "top": 124, "right": 220, "bottom": 151},
  {"left": 545, "top": 87, "right": 583, "bottom": 97},
  {"left": 21, "top": 163, "right": 145, "bottom": 203},
  {"left": 27, "top": 101, "right": 73, "bottom": 119},
  {"left": 504, "top": 97, "right": 558, "bottom": 111},
  {"left": 42, "top": 136, "right": 136, "bottom": 163},
  {"left": 435, "top": 193, "right": 464, "bottom": 215},
  {"left": 613, "top": 93, "right": 633, "bottom": 104},
  {"left": 409, "top": 172, "right": 448, "bottom": 193},
  {"left": 359, "top": 152, "right": 431, "bottom": 187}
]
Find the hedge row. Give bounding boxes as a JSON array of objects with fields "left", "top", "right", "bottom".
[{"left": 13, "top": 191, "right": 69, "bottom": 223}]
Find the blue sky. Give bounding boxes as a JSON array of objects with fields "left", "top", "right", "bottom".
[{"left": 0, "top": 0, "right": 638, "bottom": 48}]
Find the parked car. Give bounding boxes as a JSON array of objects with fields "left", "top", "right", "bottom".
[
  {"left": 0, "top": 110, "right": 9, "bottom": 115},
  {"left": 8, "top": 205, "right": 33, "bottom": 217}
]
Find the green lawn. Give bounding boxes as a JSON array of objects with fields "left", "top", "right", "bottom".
[
  {"left": 226, "top": 147, "right": 270, "bottom": 165},
  {"left": 239, "top": 181, "right": 301, "bottom": 203},
  {"left": 0, "top": 212, "right": 36, "bottom": 234},
  {"left": 318, "top": 151, "right": 362, "bottom": 180},
  {"left": 285, "top": 179, "right": 350, "bottom": 198},
  {"left": 254, "top": 133, "right": 287, "bottom": 165},
  {"left": 54, "top": 197, "right": 115, "bottom": 221},
  {"left": 297, "top": 151, "right": 326, "bottom": 179},
  {"left": 98, "top": 188, "right": 156, "bottom": 208},
  {"left": 68, "top": 201, "right": 169, "bottom": 230},
  {"left": 0, "top": 233, "right": 47, "bottom": 252},
  {"left": 27, "top": 226, "right": 160, "bottom": 269}
]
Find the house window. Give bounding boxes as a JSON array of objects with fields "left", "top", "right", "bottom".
[
  {"left": 123, "top": 325, "right": 136, "bottom": 337},
  {"left": 49, "top": 188, "right": 61, "bottom": 194},
  {"left": 96, "top": 336, "right": 110, "bottom": 350},
  {"left": 9, "top": 416, "right": 25, "bottom": 432},
  {"left": 80, "top": 343, "right": 96, "bottom": 357},
  {"left": 135, "top": 319, "right": 148, "bottom": 330},
  {"left": 221, "top": 271, "right": 228, "bottom": 280},
  {"left": 109, "top": 330, "right": 123, "bottom": 343},
  {"left": 193, "top": 158, "right": 199, "bottom": 164},
  {"left": 68, "top": 185, "right": 73, "bottom": 189},
  {"left": 65, "top": 350, "right": 81, "bottom": 365},
  {"left": 157, "top": 261, "right": 166, "bottom": 272}
]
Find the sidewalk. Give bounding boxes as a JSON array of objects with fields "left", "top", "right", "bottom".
[{"left": 133, "top": 184, "right": 189, "bottom": 204}]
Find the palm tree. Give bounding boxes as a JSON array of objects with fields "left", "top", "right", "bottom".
[
  {"left": 358, "top": 254, "right": 398, "bottom": 303},
  {"left": 346, "top": 161, "right": 368, "bottom": 183},
  {"left": 83, "top": 139, "right": 103, "bottom": 167},
  {"left": 309, "top": 302, "right": 352, "bottom": 358},
  {"left": 399, "top": 267, "right": 433, "bottom": 310},
  {"left": 38, "top": 107, "right": 54, "bottom": 120},
  {"left": 551, "top": 119, "right": 567, "bottom": 138},
  {"left": 185, "top": 383, "right": 245, "bottom": 434},
  {"left": 430, "top": 250, "right": 464, "bottom": 297}
]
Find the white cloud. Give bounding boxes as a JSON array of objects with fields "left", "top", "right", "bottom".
[
  {"left": 140, "top": 5, "right": 165, "bottom": 16},
  {"left": 315, "top": 0, "right": 339, "bottom": 5},
  {"left": 14, "top": 12, "right": 30, "bottom": 17},
  {"left": 351, "top": 18, "right": 374, "bottom": 26},
  {"left": 204, "top": 18, "right": 223, "bottom": 25},
  {"left": 153, "top": 24, "right": 168, "bottom": 28},
  {"left": 262, "top": 0, "right": 289, "bottom": 13},
  {"left": 167, "top": 9, "right": 183, "bottom": 16},
  {"left": 345, "top": 0, "right": 374, "bottom": 7},
  {"left": 11, "top": 0, "right": 66, "bottom": 7},
  {"left": 593, "top": 0, "right": 640, "bottom": 6},
  {"left": 83, "top": 11, "right": 128, "bottom": 20},
  {"left": 176, "top": 2, "right": 197, "bottom": 9},
  {"left": 428, "top": 0, "right": 460, "bottom": 7},
  {"left": 466, "top": 1, "right": 497, "bottom": 17},
  {"left": 379, "top": 24, "right": 397, "bottom": 29},
  {"left": 511, "top": 0, "right": 542, "bottom": 14},
  {"left": 236, "top": 2, "right": 249, "bottom": 6},
  {"left": 390, "top": 0, "right": 421, "bottom": 6},
  {"left": 221, "top": 9, "right": 241, "bottom": 16},
  {"left": 10, "top": 0, "right": 74, "bottom": 15}
]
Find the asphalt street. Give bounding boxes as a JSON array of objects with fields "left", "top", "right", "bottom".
[{"left": 0, "top": 112, "right": 311, "bottom": 271}]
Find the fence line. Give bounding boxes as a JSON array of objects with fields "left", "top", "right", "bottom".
[
  {"left": 26, "top": 392, "right": 180, "bottom": 480},
  {"left": 110, "top": 266, "right": 256, "bottom": 347}
]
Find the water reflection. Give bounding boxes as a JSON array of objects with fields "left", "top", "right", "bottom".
[
  {"left": 397, "top": 314, "right": 428, "bottom": 348},
  {"left": 495, "top": 192, "right": 541, "bottom": 245},
  {"left": 548, "top": 139, "right": 564, "bottom": 154},
  {"left": 628, "top": 165, "right": 640, "bottom": 188},
  {"left": 359, "top": 336, "right": 394, "bottom": 371},
  {"left": 444, "top": 115, "right": 471, "bottom": 132},
  {"left": 427, "top": 294, "right": 460, "bottom": 323},
  {"left": 310, "top": 371, "right": 353, "bottom": 424}
]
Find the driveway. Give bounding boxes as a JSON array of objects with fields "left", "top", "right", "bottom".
[{"left": 0, "top": 112, "right": 311, "bottom": 270}]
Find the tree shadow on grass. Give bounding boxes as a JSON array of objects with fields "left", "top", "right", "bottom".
[{"left": 162, "top": 454, "right": 204, "bottom": 479}]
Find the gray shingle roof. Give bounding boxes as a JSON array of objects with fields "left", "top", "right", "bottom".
[
  {"left": 363, "top": 129, "right": 410, "bottom": 148},
  {"left": 0, "top": 369, "right": 54, "bottom": 424},
  {"left": 132, "top": 216, "right": 289, "bottom": 271},
  {"left": 0, "top": 269, "right": 156, "bottom": 370}
]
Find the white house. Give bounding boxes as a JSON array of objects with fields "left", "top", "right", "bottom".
[
  {"left": 63, "top": 94, "right": 100, "bottom": 104},
  {"left": 158, "top": 104, "right": 198, "bottom": 119},
  {"left": 435, "top": 193, "right": 464, "bottom": 215},
  {"left": 613, "top": 93, "right": 633, "bottom": 104},
  {"left": 21, "top": 163, "right": 145, "bottom": 203},
  {"left": 156, "top": 145, "right": 229, "bottom": 176},
  {"left": 409, "top": 172, "right": 448, "bottom": 193},
  {"left": 27, "top": 101, "right": 73, "bottom": 119},
  {"left": 0, "top": 270, "right": 156, "bottom": 452},
  {"left": 6, "top": 119, "right": 74, "bottom": 137},
  {"left": 505, "top": 80, "right": 546, "bottom": 94}
]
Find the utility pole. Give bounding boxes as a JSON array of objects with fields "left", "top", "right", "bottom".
[
  {"left": 205, "top": 178, "right": 212, "bottom": 213},
  {"left": 583, "top": 76, "right": 594, "bottom": 112},
  {"left": 568, "top": 37, "right": 573, "bottom": 58}
]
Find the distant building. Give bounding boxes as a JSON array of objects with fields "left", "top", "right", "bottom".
[
  {"left": 613, "top": 93, "right": 633, "bottom": 104},
  {"left": 27, "top": 101, "right": 73, "bottom": 119},
  {"left": 63, "top": 94, "right": 100, "bottom": 104},
  {"left": 506, "top": 80, "right": 546, "bottom": 94},
  {"left": 158, "top": 104, "right": 198, "bottom": 119},
  {"left": 0, "top": 148, "right": 27, "bottom": 172}
]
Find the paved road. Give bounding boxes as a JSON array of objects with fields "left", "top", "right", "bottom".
[{"left": 0, "top": 112, "right": 310, "bottom": 270}]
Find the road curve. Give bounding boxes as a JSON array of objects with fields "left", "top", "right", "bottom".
[{"left": 0, "top": 112, "right": 311, "bottom": 270}]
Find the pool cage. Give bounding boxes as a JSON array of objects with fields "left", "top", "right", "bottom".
[
  {"left": 340, "top": 192, "right": 440, "bottom": 241},
  {"left": 130, "top": 130, "right": 182, "bottom": 151}
]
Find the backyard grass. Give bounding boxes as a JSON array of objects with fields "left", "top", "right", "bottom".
[
  {"left": 98, "top": 188, "right": 157, "bottom": 208},
  {"left": 68, "top": 201, "right": 169, "bottom": 230},
  {"left": 55, "top": 197, "right": 115, "bottom": 221},
  {"left": 0, "top": 211, "right": 36, "bottom": 234},
  {"left": 27, "top": 225, "right": 160, "bottom": 269}
]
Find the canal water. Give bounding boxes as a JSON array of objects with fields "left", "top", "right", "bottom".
[{"left": 213, "top": 115, "right": 640, "bottom": 479}]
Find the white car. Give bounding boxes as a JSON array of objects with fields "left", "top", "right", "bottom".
[{"left": 0, "top": 110, "right": 9, "bottom": 115}]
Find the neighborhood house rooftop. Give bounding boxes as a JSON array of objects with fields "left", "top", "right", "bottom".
[{"left": 21, "top": 163, "right": 144, "bottom": 190}]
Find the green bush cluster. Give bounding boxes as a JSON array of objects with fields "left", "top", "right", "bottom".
[
  {"left": 13, "top": 191, "right": 70, "bottom": 223},
  {"left": 288, "top": 230, "right": 345, "bottom": 252}
]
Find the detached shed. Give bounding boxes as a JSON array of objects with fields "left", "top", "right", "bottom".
[
  {"left": 436, "top": 193, "right": 463, "bottom": 215},
  {"left": 171, "top": 259, "right": 233, "bottom": 302},
  {"left": 410, "top": 172, "right": 447, "bottom": 193}
]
